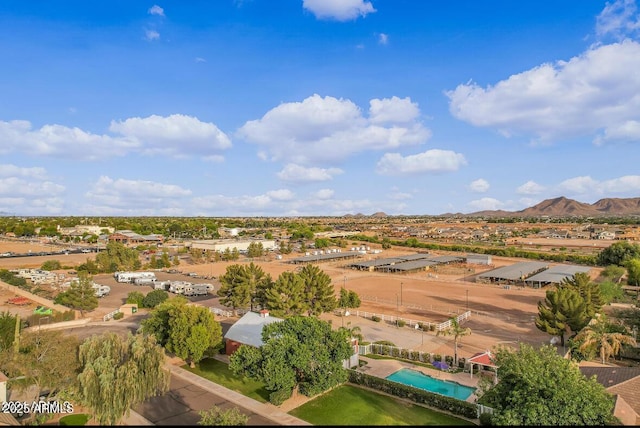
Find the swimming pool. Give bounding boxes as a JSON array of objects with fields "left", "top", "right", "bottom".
[{"left": 386, "top": 368, "right": 476, "bottom": 401}]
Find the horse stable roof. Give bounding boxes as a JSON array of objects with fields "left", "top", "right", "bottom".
[
  {"left": 477, "top": 261, "right": 549, "bottom": 281},
  {"left": 524, "top": 265, "right": 592, "bottom": 285}
]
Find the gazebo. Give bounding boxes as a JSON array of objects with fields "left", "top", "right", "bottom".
[{"left": 468, "top": 350, "right": 499, "bottom": 383}]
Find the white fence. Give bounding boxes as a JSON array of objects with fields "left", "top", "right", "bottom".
[
  {"left": 344, "top": 309, "right": 471, "bottom": 332},
  {"left": 103, "top": 309, "right": 120, "bottom": 321}
]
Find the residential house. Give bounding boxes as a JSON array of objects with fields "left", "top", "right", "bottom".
[{"left": 580, "top": 366, "right": 640, "bottom": 425}]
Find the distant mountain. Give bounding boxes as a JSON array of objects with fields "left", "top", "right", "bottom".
[
  {"left": 467, "top": 197, "right": 640, "bottom": 217},
  {"left": 370, "top": 212, "right": 387, "bottom": 218}
]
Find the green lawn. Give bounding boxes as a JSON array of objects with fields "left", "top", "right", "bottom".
[
  {"left": 290, "top": 385, "right": 475, "bottom": 426},
  {"left": 182, "top": 358, "right": 270, "bottom": 402},
  {"left": 58, "top": 414, "right": 90, "bottom": 426}
]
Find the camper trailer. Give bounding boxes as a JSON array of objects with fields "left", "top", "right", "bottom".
[
  {"left": 169, "top": 281, "right": 188, "bottom": 294},
  {"left": 184, "top": 283, "right": 209, "bottom": 296},
  {"left": 92, "top": 283, "right": 111, "bottom": 298},
  {"left": 133, "top": 277, "right": 157, "bottom": 286},
  {"left": 115, "top": 271, "right": 156, "bottom": 283},
  {"left": 154, "top": 280, "right": 171, "bottom": 291}
]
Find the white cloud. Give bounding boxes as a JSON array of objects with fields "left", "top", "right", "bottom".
[
  {"left": 378, "top": 33, "right": 389, "bottom": 45},
  {"left": 517, "top": 180, "right": 546, "bottom": 195},
  {"left": 109, "top": 114, "right": 232, "bottom": 157},
  {"left": 375, "top": 149, "right": 467, "bottom": 176},
  {"left": 446, "top": 40, "right": 640, "bottom": 145},
  {"left": 368, "top": 96, "right": 419, "bottom": 124},
  {"left": 83, "top": 176, "right": 191, "bottom": 215},
  {"left": 266, "top": 189, "right": 295, "bottom": 201},
  {"left": 145, "top": 30, "right": 160, "bottom": 41},
  {"left": 277, "top": 164, "right": 343, "bottom": 182},
  {"left": 238, "top": 94, "right": 430, "bottom": 164},
  {"left": 557, "top": 174, "right": 640, "bottom": 196},
  {"left": 302, "top": 0, "right": 375, "bottom": 21},
  {"left": 467, "top": 197, "right": 504, "bottom": 211},
  {"left": 0, "top": 120, "right": 139, "bottom": 161},
  {"left": 148, "top": 5, "right": 165, "bottom": 16},
  {"left": 596, "top": 0, "right": 640, "bottom": 41},
  {"left": 389, "top": 191, "right": 413, "bottom": 200},
  {"left": 313, "top": 189, "right": 334, "bottom": 199},
  {"left": 0, "top": 165, "right": 65, "bottom": 215},
  {"left": 469, "top": 178, "right": 490, "bottom": 193},
  {"left": 195, "top": 57, "right": 206, "bottom": 63}
]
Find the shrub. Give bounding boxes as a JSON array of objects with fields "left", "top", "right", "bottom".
[
  {"left": 479, "top": 412, "right": 493, "bottom": 426},
  {"left": 391, "top": 347, "right": 400, "bottom": 357},
  {"left": 142, "top": 290, "right": 168, "bottom": 308},
  {"left": 429, "top": 324, "right": 436, "bottom": 332},
  {"left": 397, "top": 319, "right": 406, "bottom": 327},
  {"left": 269, "top": 388, "right": 292, "bottom": 406},
  {"left": 433, "top": 354, "right": 442, "bottom": 362},
  {"left": 371, "top": 315, "right": 381, "bottom": 322},
  {"left": 445, "top": 355, "right": 454, "bottom": 365},
  {"left": 410, "top": 351, "right": 420, "bottom": 361},
  {"left": 422, "top": 352, "right": 431, "bottom": 363},
  {"left": 400, "top": 349, "right": 410, "bottom": 359},
  {"left": 458, "top": 358, "right": 466, "bottom": 369},
  {"left": 113, "top": 312, "right": 124, "bottom": 320}
]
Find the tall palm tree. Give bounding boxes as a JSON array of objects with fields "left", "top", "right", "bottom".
[
  {"left": 339, "top": 322, "right": 364, "bottom": 343},
  {"left": 436, "top": 317, "right": 471, "bottom": 366},
  {"left": 574, "top": 318, "right": 637, "bottom": 364}
]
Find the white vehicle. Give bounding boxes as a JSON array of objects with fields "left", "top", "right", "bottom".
[
  {"left": 92, "top": 283, "right": 111, "bottom": 298},
  {"left": 115, "top": 271, "right": 156, "bottom": 283},
  {"left": 154, "top": 280, "right": 171, "bottom": 291},
  {"left": 169, "top": 281, "right": 188, "bottom": 294},
  {"left": 184, "top": 283, "right": 209, "bottom": 296},
  {"left": 133, "top": 277, "right": 157, "bottom": 286}
]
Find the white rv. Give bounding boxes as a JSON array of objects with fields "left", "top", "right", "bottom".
[
  {"left": 115, "top": 271, "right": 156, "bottom": 283},
  {"left": 133, "top": 277, "right": 157, "bottom": 286},
  {"left": 92, "top": 283, "right": 111, "bottom": 298},
  {"left": 154, "top": 280, "right": 171, "bottom": 291},
  {"left": 168, "top": 281, "right": 188, "bottom": 294},
  {"left": 184, "top": 283, "right": 209, "bottom": 296}
]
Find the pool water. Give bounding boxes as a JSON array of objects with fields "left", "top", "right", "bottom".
[{"left": 386, "top": 368, "right": 476, "bottom": 401}]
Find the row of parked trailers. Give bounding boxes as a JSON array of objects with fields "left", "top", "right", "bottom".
[{"left": 113, "top": 271, "right": 212, "bottom": 296}]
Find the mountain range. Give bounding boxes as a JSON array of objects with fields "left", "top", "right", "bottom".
[{"left": 466, "top": 197, "right": 640, "bottom": 218}]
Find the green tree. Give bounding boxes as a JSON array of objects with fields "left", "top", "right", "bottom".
[
  {"left": 229, "top": 316, "right": 352, "bottom": 405},
  {"left": 535, "top": 287, "right": 588, "bottom": 346},
  {"left": 559, "top": 272, "right": 603, "bottom": 318},
  {"left": 626, "top": 258, "right": 640, "bottom": 286},
  {"left": 141, "top": 298, "right": 223, "bottom": 367},
  {"left": 142, "top": 290, "right": 169, "bottom": 308},
  {"left": 247, "top": 242, "right": 265, "bottom": 258},
  {"left": 217, "top": 264, "right": 252, "bottom": 310},
  {"left": 76, "top": 332, "right": 170, "bottom": 425},
  {"left": 574, "top": 316, "right": 637, "bottom": 364},
  {"left": 599, "top": 280, "right": 624, "bottom": 304},
  {"left": 436, "top": 317, "right": 471, "bottom": 365},
  {"left": 94, "top": 241, "right": 141, "bottom": 272},
  {"left": 480, "top": 344, "right": 617, "bottom": 425},
  {"left": 40, "top": 260, "right": 62, "bottom": 271},
  {"left": 338, "top": 288, "right": 361, "bottom": 309},
  {"left": 2, "top": 330, "right": 79, "bottom": 410},
  {"left": 126, "top": 291, "right": 145, "bottom": 308},
  {"left": 597, "top": 241, "right": 640, "bottom": 266},
  {"left": 262, "top": 271, "right": 306, "bottom": 318},
  {"left": 54, "top": 271, "right": 98, "bottom": 315},
  {"left": 297, "top": 264, "right": 337, "bottom": 316},
  {"left": 0, "top": 311, "right": 18, "bottom": 352},
  {"left": 198, "top": 405, "right": 248, "bottom": 426},
  {"left": 600, "top": 264, "right": 626, "bottom": 283},
  {"left": 339, "top": 322, "right": 364, "bottom": 342}
]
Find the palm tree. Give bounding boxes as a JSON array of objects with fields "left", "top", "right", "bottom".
[
  {"left": 436, "top": 317, "right": 471, "bottom": 366},
  {"left": 339, "top": 322, "right": 364, "bottom": 343},
  {"left": 574, "top": 318, "right": 637, "bottom": 364}
]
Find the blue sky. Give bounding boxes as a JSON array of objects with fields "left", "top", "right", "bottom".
[{"left": 1, "top": 0, "right": 640, "bottom": 216}]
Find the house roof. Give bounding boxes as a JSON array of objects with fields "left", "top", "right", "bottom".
[
  {"left": 224, "top": 311, "right": 283, "bottom": 348},
  {"left": 468, "top": 351, "right": 498, "bottom": 368},
  {"left": 580, "top": 367, "right": 640, "bottom": 418}
]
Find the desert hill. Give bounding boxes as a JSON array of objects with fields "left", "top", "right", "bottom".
[{"left": 469, "top": 196, "right": 640, "bottom": 217}]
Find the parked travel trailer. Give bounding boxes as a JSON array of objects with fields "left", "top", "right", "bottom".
[
  {"left": 114, "top": 271, "right": 156, "bottom": 283},
  {"left": 92, "top": 283, "right": 111, "bottom": 298},
  {"left": 133, "top": 277, "right": 157, "bottom": 286},
  {"left": 183, "top": 283, "right": 209, "bottom": 296},
  {"left": 169, "top": 281, "right": 188, "bottom": 294},
  {"left": 154, "top": 280, "right": 171, "bottom": 291}
]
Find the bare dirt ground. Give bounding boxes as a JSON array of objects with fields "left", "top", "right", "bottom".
[{"left": 0, "top": 242, "right": 596, "bottom": 359}]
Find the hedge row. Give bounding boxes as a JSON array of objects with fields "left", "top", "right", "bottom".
[{"left": 348, "top": 370, "right": 478, "bottom": 419}]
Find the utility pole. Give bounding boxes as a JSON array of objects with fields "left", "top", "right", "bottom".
[
  {"left": 396, "top": 293, "right": 399, "bottom": 328},
  {"left": 400, "top": 282, "right": 403, "bottom": 306},
  {"left": 466, "top": 289, "right": 469, "bottom": 310}
]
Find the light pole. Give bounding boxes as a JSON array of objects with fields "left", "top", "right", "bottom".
[
  {"left": 396, "top": 293, "right": 399, "bottom": 328},
  {"left": 400, "top": 282, "right": 403, "bottom": 306},
  {"left": 466, "top": 289, "right": 469, "bottom": 310}
]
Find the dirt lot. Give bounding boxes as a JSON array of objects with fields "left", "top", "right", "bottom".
[{"left": 0, "top": 242, "right": 580, "bottom": 359}]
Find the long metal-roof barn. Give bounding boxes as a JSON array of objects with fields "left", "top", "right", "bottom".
[
  {"left": 476, "top": 261, "right": 549, "bottom": 285},
  {"left": 524, "top": 265, "right": 592, "bottom": 288}
]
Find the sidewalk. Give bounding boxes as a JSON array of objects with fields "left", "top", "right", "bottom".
[{"left": 166, "top": 362, "right": 311, "bottom": 426}]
